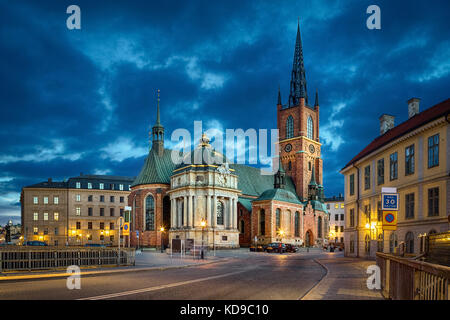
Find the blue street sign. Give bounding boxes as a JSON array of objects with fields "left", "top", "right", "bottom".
[{"left": 382, "top": 193, "right": 399, "bottom": 210}]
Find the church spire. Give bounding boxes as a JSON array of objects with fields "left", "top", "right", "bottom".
[
  {"left": 151, "top": 89, "right": 164, "bottom": 156},
  {"left": 289, "top": 20, "right": 308, "bottom": 107},
  {"left": 274, "top": 156, "right": 286, "bottom": 189},
  {"left": 277, "top": 85, "right": 282, "bottom": 105},
  {"left": 314, "top": 89, "right": 319, "bottom": 107}
]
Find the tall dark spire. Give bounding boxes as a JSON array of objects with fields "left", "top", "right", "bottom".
[
  {"left": 314, "top": 90, "right": 319, "bottom": 107},
  {"left": 277, "top": 85, "right": 282, "bottom": 105},
  {"left": 289, "top": 21, "right": 308, "bottom": 107},
  {"left": 151, "top": 89, "right": 164, "bottom": 156},
  {"left": 274, "top": 156, "right": 286, "bottom": 189}
]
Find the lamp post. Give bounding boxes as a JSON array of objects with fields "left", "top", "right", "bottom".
[
  {"left": 278, "top": 229, "right": 284, "bottom": 254},
  {"left": 160, "top": 226, "right": 165, "bottom": 253},
  {"left": 200, "top": 220, "right": 206, "bottom": 259}
]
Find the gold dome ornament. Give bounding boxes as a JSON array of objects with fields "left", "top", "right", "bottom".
[{"left": 200, "top": 132, "right": 210, "bottom": 146}]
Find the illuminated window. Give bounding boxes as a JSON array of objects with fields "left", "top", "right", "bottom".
[
  {"left": 33, "top": 196, "right": 38, "bottom": 204},
  {"left": 54, "top": 212, "right": 59, "bottom": 221},
  {"left": 76, "top": 182, "right": 81, "bottom": 189},
  {"left": 76, "top": 194, "right": 81, "bottom": 202},
  {"left": 33, "top": 212, "right": 38, "bottom": 221},
  {"left": 335, "top": 204, "right": 339, "bottom": 209},
  {"left": 76, "top": 207, "right": 81, "bottom": 216},
  {"left": 53, "top": 196, "right": 59, "bottom": 204},
  {"left": 99, "top": 183, "right": 104, "bottom": 190},
  {"left": 43, "top": 197, "right": 48, "bottom": 204},
  {"left": 88, "top": 182, "right": 92, "bottom": 189},
  {"left": 43, "top": 212, "right": 48, "bottom": 221},
  {"left": 340, "top": 203, "right": 344, "bottom": 209},
  {"left": 33, "top": 227, "right": 38, "bottom": 235},
  {"left": 119, "top": 184, "right": 124, "bottom": 191}
]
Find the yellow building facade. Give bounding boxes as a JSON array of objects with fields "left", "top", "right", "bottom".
[{"left": 340, "top": 98, "right": 449, "bottom": 258}]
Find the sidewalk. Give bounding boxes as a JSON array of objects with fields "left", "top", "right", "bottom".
[
  {"left": 302, "top": 253, "right": 383, "bottom": 300},
  {"left": 0, "top": 251, "right": 225, "bottom": 282}
]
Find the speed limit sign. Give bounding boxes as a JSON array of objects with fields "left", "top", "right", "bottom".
[{"left": 382, "top": 193, "right": 398, "bottom": 211}]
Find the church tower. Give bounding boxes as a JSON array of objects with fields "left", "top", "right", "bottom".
[{"left": 277, "top": 21, "right": 323, "bottom": 200}]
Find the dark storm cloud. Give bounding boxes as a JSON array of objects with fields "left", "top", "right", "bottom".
[{"left": 0, "top": 0, "right": 449, "bottom": 221}]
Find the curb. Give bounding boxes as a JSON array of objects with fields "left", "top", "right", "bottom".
[
  {"left": 0, "top": 258, "right": 229, "bottom": 283},
  {"left": 299, "top": 258, "right": 329, "bottom": 300}
]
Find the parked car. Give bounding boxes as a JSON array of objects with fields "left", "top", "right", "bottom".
[
  {"left": 285, "top": 244, "right": 298, "bottom": 253},
  {"left": 264, "top": 242, "right": 286, "bottom": 253},
  {"left": 24, "top": 240, "right": 48, "bottom": 246}
]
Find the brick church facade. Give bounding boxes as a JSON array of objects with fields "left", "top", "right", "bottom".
[{"left": 128, "top": 22, "right": 329, "bottom": 249}]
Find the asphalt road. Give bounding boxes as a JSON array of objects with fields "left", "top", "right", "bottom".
[{"left": 0, "top": 252, "right": 327, "bottom": 300}]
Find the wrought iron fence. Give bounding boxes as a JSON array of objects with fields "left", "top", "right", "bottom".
[
  {"left": 376, "top": 252, "right": 449, "bottom": 300},
  {"left": 0, "top": 247, "right": 135, "bottom": 272}
]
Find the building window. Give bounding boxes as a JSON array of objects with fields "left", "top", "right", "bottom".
[
  {"left": 349, "top": 174, "right": 355, "bottom": 196},
  {"left": 364, "top": 165, "right": 370, "bottom": 190},
  {"left": 340, "top": 213, "right": 344, "bottom": 221},
  {"left": 33, "top": 212, "right": 38, "bottom": 221},
  {"left": 341, "top": 204, "right": 344, "bottom": 209},
  {"left": 390, "top": 152, "right": 398, "bottom": 180},
  {"left": 53, "top": 196, "right": 59, "bottom": 204},
  {"left": 295, "top": 211, "right": 300, "bottom": 237},
  {"left": 216, "top": 201, "right": 224, "bottom": 225},
  {"left": 110, "top": 184, "right": 114, "bottom": 190},
  {"left": 145, "top": 195, "right": 155, "bottom": 231},
  {"left": 99, "top": 183, "right": 104, "bottom": 190},
  {"left": 317, "top": 216, "right": 322, "bottom": 238},
  {"left": 54, "top": 228, "right": 58, "bottom": 236},
  {"left": 349, "top": 209, "right": 355, "bottom": 227},
  {"left": 43, "top": 212, "right": 48, "bottom": 221},
  {"left": 110, "top": 196, "right": 115, "bottom": 203},
  {"left": 44, "top": 228, "right": 48, "bottom": 235},
  {"left": 239, "top": 220, "right": 244, "bottom": 234},
  {"left": 100, "top": 208, "right": 104, "bottom": 216},
  {"left": 428, "top": 187, "right": 439, "bottom": 217},
  {"left": 88, "top": 195, "right": 93, "bottom": 202},
  {"left": 335, "top": 204, "right": 339, "bottom": 209},
  {"left": 88, "top": 182, "right": 92, "bottom": 189},
  {"left": 307, "top": 116, "right": 313, "bottom": 140},
  {"left": 389, "top": 233, "right": 398, "bottom": 253},
  {"left": 76, "top": 207, "right": 81, "bottom": 216},
  {"left": 335, "top": 226, "right": 338, "bottom": 232},
  {"left": 88, "top": 222, "right": 92, "bottom": 230},
  {"left": 100, "top": 222, "right": 104, "bottom": 230},
  {"left": 405, "top": 193, "right": 415, "bottom": 219},
  {"left": 33, "top": 196, "right": 38, "bottom": 204},
  {"left": 340, "top": 226, "right": 344, "bottom": 233},
  {"left": 76, "top": 222, "right": 81, "bottom": 229},
  {"left": 76, "top": 194, "right": 81, "bottom": 202},
  {"left": 43, "top": 197, "right": 49, "bottom": 204},
  {"left": 259, "top": 209, "right": 265, "bottom": 235},
  {"left": 120, "top": 196, "right": 124, "bottom": 203},
  {"left": 76, "top": 182, "right": 81, "bottom": 189},
  {"left": 286, "top": 116, "right": 294, "bottom": 139},
  {"left": 110, "top": 208, "right": 115, "bottom": 217},
  {"left": 335, "top": 214, "right": 338, "bottom": 221},
  {"left": 54, "top": 212, "right": 59, "bottom": 221},
  {"left": 110, "top": 222, "right": 114, "bottom": 230},
  {"left": 276, "top": 208, "right": 281, "bottom": 230},
  {"left": 428, "top": 134, "right": 439, "bottom": 168},
  {"left": 120, "top": 208, "right": 124, "bottom": 217},
  {"left": 87, "top": 234, "right": 92, "bottom": 241},
  {"left": 377, "top": 201, "right": 382, "bottom": 222},
  {"left": 405, "top": 144, "right": 415, "bottom": 175},
  {"left": 405, "top": 232, "right": 414, "bottom": 254},
  {"left": 100, "top": 195, "right": 104, "bottom": 202},
  {"left": 377, "top": 158, "right": 384, "bottom": 185},
  {"left": 33, "top": 227, "right": 38, "bottom": 235},
  {"left": 88, "top": 207, "right": 93, "bottom": 216},
  {"left": 119, "top": 184, "right": 124, "bottom": 191}
]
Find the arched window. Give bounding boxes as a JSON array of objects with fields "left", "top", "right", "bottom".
[
  {"left": 389, "top": 233, "right": 398, "bottom": 253},
  {"left": 259, "top": 209, "right": 265, "bottom": 235},
  {"left": 317, "top": 216, "right": 322, "bottom": 238},
  {"left": 145, "top": 195, "right": 155, "bottom": 231},
  {"left": 286, "top": 116, "right": 294, "bottom": 139},
  {"left": 377, "top": 233, "right": 383, "bottom": 252},
  {"left": 294, "top": 211, "right": 300, "bottom": 237},
  {"left": 276, "top": 209, "right": 281, "bottom": 230},
  {"left": 405, "top": 232, "right": 414, "bottom": 254},
  {"left": 288, "top": 161, "right": 292, "bottom": 171},
  {"left": 307, "top": 116, "right": 313, "bottom": 140},
  {"left": 217, "top": 201, "right": 224, "bottom": 225}
]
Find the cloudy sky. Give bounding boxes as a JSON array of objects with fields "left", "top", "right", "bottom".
[{"left": 1, "top": 0, "right": 449, "bottom": 223}]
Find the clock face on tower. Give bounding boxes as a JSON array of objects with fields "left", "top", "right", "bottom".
[
  {"left": 284, "top": 143, "right": 292, "bottom": 153},
  {"left": 309, "top": 144, "right": 315, "bottom": 154}
]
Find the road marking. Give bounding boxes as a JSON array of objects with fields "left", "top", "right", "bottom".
[{"left": 78, "top": 269, "right": 248, "bottom": 300}]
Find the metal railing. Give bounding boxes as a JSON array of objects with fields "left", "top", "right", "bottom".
[
  {"left": 376, "top": 252, "right": 450, "bottom": 300},
  {"left": 0, "top": 246, "right": 135, "bottom": 272}
]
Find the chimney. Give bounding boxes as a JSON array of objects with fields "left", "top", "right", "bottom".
[
  {"left": 379, "top": 114, "right": 395, "bottom": 135},
  {"left": 408, "top": 98, "right": 420, "bottom": 118}
]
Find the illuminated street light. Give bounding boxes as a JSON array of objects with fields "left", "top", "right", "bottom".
[
  {"left": 200, "top": 219, "right": 206, "bottom": 259},
  {"left": 160, "top": 226, "right": 165, "bottom": 253}
]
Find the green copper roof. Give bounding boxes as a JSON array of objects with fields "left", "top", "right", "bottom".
[
  {"left": 229, "top": 164, "right": 297, "bottom": 197},
  {"left": 310, "top": 200, "right": 329, "bottom": 214},
  {"left": 131, "top": 148, "right": 176, "bottom": 187},
  {"left": 254, "top": 188, "right": 303, "bottom": 205},
  {"left": 238, "top": 197, "right": 253, "bottom": 212}
]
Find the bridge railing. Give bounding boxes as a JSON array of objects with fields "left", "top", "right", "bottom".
[
  {"left": 376, "top": 252, "right": 449, "bottom": 300},
  {"left": 0, "top": 247, "right": 135, "bottom": 272}
]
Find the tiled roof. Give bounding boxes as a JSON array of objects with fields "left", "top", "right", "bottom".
[
  {"left": 132, "top": 148, "right": 177, "bottom": 187},
  {"left": 24, "top": 181, "right": 68, "bottom": 189},
  {"left": 254, "top": 188, "right": 303, "bottom": 205},
  {"left": 342, "top": 98, "right": 450, "bottom": 171}
]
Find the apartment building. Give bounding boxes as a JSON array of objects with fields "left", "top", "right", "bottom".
[
  {"left": 21, "top": 174, "right": 134, "bottom": 246},
  {"left": 340, "top": 98, "right": 449, "bottom": 258},
  {"left": 325, "top": 194, "right": 345, "bottom": 244}
]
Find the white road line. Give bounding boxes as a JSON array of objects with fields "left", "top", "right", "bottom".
[{"left": 77, "top": 269, "right": 247, "bottom": 300}]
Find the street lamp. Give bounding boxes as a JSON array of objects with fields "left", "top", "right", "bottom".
[
  {"left": 200, "top": 219, "right": 206, "bottom": 259},
  {"left": 160, "top": 226, "right": 165, "bottom": 253},
  {"left": 278, "top": 229, "right": 284, "bottom": 254}
]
